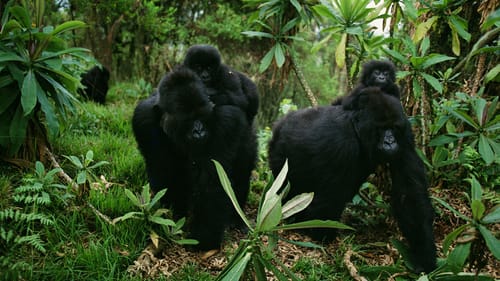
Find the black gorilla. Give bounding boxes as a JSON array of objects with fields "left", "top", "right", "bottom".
[
  {"left": 183, "top": 44, "right": 259, "bottom": 124},
  {"left": 332, "top": 60, "right": 400, "bottom": 110},
  {"left": 79, "top": 66, "right": 110, "bottom": 104},
  {"left": 269, "top": 87, "right": 436, "bottom": 273},
  {"left": 132, "top": 66, "right": 257, "bottom": 250}
]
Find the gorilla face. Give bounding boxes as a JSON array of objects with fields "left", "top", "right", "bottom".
[
  {"left": 183, "top": 45, "right": 222, "bottom": 85},
  {"left": 155, "top": 67, "right": 214, "bottom": 144}
]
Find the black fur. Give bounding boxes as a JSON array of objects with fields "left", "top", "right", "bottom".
[
  {"left": 332, "top": 60, "right": 400, "bottom": 109},
  {"left": 269, "top": 87, "right": 436, "bottom": 273},
  {"left": 183, "top": 44, "right": 259, "bottom": 124},
  {"left": 79, "top": 66, "right": 110, "bottom": 104},
  {"left": 132, "top": 66, "right": 257, "bottom": 250}
]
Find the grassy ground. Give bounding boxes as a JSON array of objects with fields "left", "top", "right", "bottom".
[{"left": 0, "top": 82, "right": 498, "bottom": 281}]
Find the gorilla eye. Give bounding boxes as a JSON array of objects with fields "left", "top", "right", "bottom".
[
  {"left": 373, "top": 70, "right": 381, "bottom": 75},
  {"left": 383, "top": 71, "right": 389, "bottom": 76}
]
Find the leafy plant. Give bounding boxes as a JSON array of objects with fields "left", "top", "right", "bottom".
[
  {"left": 213, "top": 160, "right": 353, "bottom": 281},
  {"left": 429, "top": 93, "right": 499, "bottom": 187},
  {"left": 429, "top": 177, "right": 499, "bottom": 279},
  {"left": 385, "top": 36, "right": 455, "bottom": 97},
  {"left": 63, "top": 150, "right": 109, "bottom": 188},
  {"left": 113, "top": 184, "right": 197, "bottom": 248},
  {"left": 0, "top": 161, "right": 69, "bottom": 254},
  {"left": 0, "top": 0, "right": 89, "bottom": 159}
]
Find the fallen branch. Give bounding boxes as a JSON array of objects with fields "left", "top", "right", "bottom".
[
  {"left": 344, "top": 248, "right": 368, "bottom": 281},
  {"left": 43, "top": 146, "right": 114, "bottom": 225}
]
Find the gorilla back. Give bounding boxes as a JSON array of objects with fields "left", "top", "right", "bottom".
[{"left": 268, "top": 87, "right": 436, "bottom": 273}]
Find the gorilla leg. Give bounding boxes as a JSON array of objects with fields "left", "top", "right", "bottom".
[{"left": 390, "top": 149, "right": 436, "bottom": 273}]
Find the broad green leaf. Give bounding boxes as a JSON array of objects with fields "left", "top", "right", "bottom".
[
  {"left": 484, "top": 64, "right": 500, "bottom": 84},
  {"left": 281, "top": 17, "right": 299, "bottom": 34},
  {"left": 282, "top": 192, "right": 314, "bottom": 219},
  {"left": 241, "top": 31, "right": 274, "bottom": 39},
  {"left": 335, "top": 33, "right": 347, "bottom": 68},
  {"left": 383, "top": 48, "right": 409, "bottom": 65},
  {"left": 257, "top": 193, "right": 282, "bottom": 231},
  {"left": 451, "top": 26, "right": 461, "bottom": 56},
  {"left": 213, "top": 160, "right": 252, "bottom": 230},
  {"left": 474, "top": 98, "right": 487, "bottom": 126},
  {"left": 113, "top": 211, "right": 142, "bottom": 223},
  {"left": 482, "top": 206, "right": 500, "bottom": 224},
  {"left": 478, "top": 134, "right": 495, "bottom": 164},
  {"left": 481, "top": 9, "right": 500, "bottom": 30},
  {"left": 449, "top": 15, "right": 471, "bottom": 42},
  {"left": 76, "top": 171, "right": 86, "bottom": 184},
  {"left": 266, "top": 160, "right": 288, "bottom": 199},
  {"left": 141, "top": 184, "right": 151, "bottom": 205},
  {"left": 21, "top": 70, "right": 38, "bottom": 116},
  {"left": 0, "top": 52, "right": 25, "bottom": 63},
  {"left": 428, "top": 135, "right": 457, "bottom": 146},
  {"left": 421, "top": 54, "right": 455, "bottom": 69},
  {"left": 442, "top": 224, "right": 468, "bottom": 254},
  {"left": 445, "top": 108, "right": 478, "bottom": 129},
  {"left": 447, "top": 242, "right": 471, "bottom": 273},
  {"left": 274, "top": 43, "right": 285, "bottom": 68},
  {"left": 252, "top": 256, "right": 267, "bottom": 281},
  {"left": 273, "top": 219, "right": 353, "bottom": 231},
  {"left": 421, "top": 73, "right": 443, "bottom": 94},
  {"left": 9, "top": 6, "right": 30, "bottom": 27},
  {"left": 150, "top": 188, "right": 167, "bottom": 208},
  {"left": 148, "top": 216, "right": 176, "bottom": 227},
  {"left": 174, "top": 239, "right": 199, "bottom": 245},
  {"left": 218, "top": 252, "right": 252, "bottom": 281},
  {"left": 88, "top": 161, "right": 110, "bottom": 169},
  {"left": 64, "top": 155, "right": 83, "bottom": 168},
  {"left": 469, "top": 176, "right": 482, "bottom": 201},
  {"left": 259, "top": 47, "right": 275, "bottom": 73},
  {"left": 477, "top": 224, "right": 500, "bottom": 260},
  {"left": 124, "top": 188, "right": 141, "bottom": 207},
  {"left": 51, "top": 20, "right": 86, "bottom": 35},
  {"left": 36, "top": 82, "right": 59, "bottom": 137},
  {"left": 413, "top": 16, "right": 438, "bottom": 43},
  {"left": 471, "top": 200, "right": 485, "bottom": 221}
]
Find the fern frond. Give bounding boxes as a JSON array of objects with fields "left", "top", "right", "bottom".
[{"left": 16, "top": 234, "right": 46, "bottom": 253}]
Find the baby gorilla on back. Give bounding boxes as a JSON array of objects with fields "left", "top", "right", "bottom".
[
  {"left": 132, "top": 67, "right": 257, "bottom": 250},
  {"left": 269, "top": 87, "right": 436, "bottom": 273}
]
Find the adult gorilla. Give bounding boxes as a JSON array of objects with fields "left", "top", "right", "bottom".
[
  {"left": 79, "top": 66, "right": 110, "bottom": 104},
  {"left": 268, "top": 87, "right": 436, "bottom": 273},
  {"left": 183, "top": 44, "right": 259, "bottom": 124},
  {"left": 132, "top": 66, "right": 257, "bottom": 250}
]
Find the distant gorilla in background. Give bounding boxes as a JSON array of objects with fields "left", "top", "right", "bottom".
[
  {"left": 269, "top": 87, "right": 436, "bottom": 273},
  {"left": 79, "top": 66, "right": 110, "bottom": 104},
  {"left": 183, "top": 44, "right": 259, "bottom": 124},
  {"left": 332, "top": 60, "right": 400, "bottom": 110},
  {"left": 132, "top": 66, "right": 257, "bottom": 250}
]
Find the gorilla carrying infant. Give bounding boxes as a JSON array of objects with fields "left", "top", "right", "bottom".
[
  {"left": 132, "top": 45, "right": 258, "bottom": 251},
  {"left": 269, "top": 61, "right": 436, "bottom": 273},
  {"left": 132, "top": 48, "right": 436, "bottom": 273}
]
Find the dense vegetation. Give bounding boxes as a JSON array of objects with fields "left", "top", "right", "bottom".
[{"left": 0, "top": 0, "right": 498, "bottom": 280}]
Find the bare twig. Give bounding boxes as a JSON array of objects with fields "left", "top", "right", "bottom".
[{"left": 344, "top": 248, "right": 368, "bottom": 281}]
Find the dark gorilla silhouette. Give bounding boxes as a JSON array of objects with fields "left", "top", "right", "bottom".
[
  {"left": 332, "top": 60, "right": 400, "bottom": 110},
  {"left": 183, "top": 44, "right": 259, "bottom": 124},
  {"left": 132, "top": 66, "right": 257, "bottom": 250},
  {"left": 79, "top": 66, "right": 110, "bottom": 104},
  {"left": 269, "top": 87, "right": 436, "bottom": 273}
]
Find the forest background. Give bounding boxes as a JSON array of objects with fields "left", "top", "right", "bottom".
[{"left": 0, "top": 0, "right": 498, "bottom": 280}]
